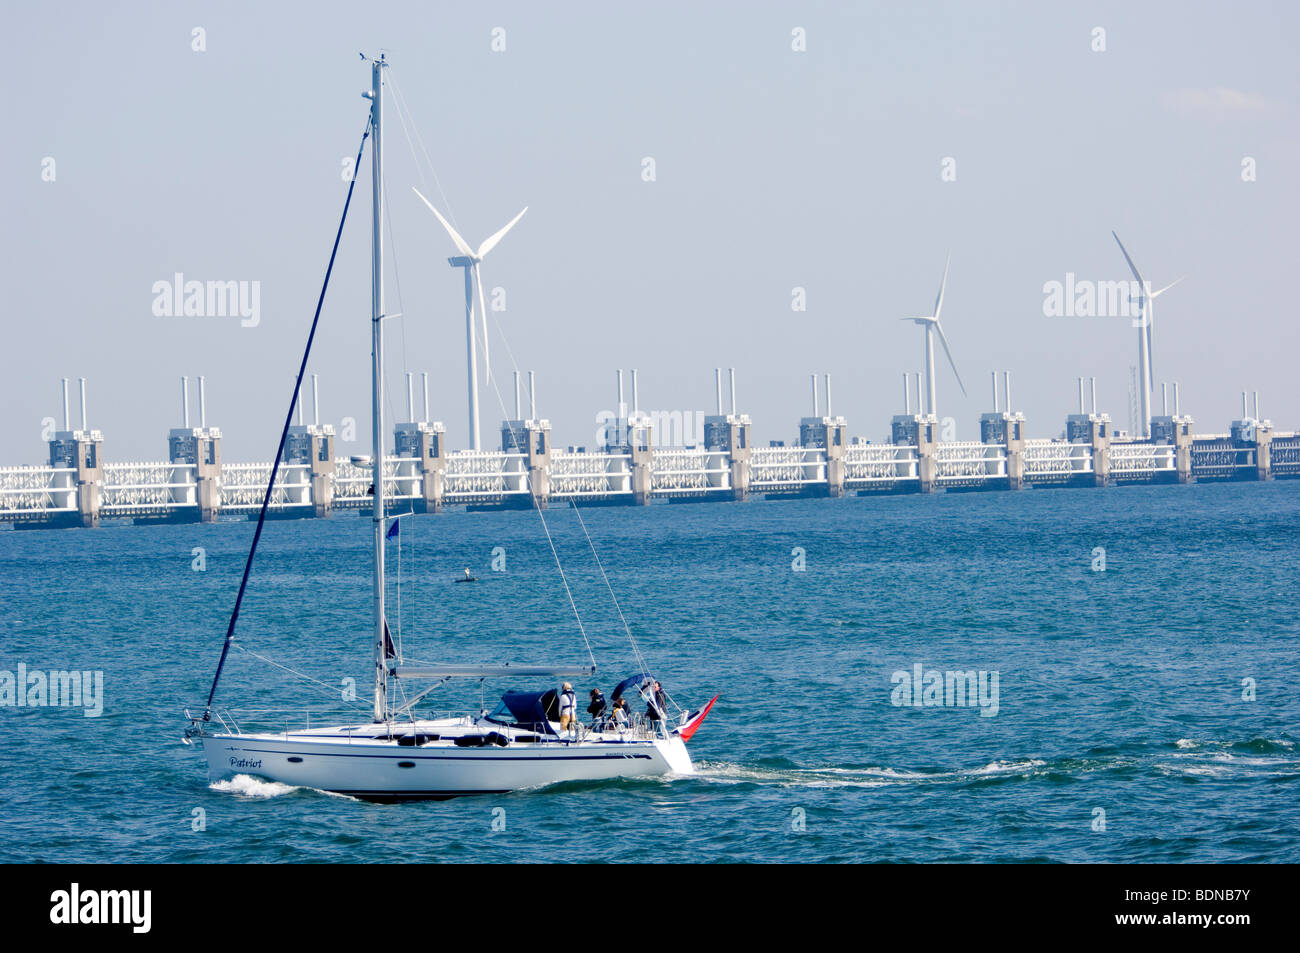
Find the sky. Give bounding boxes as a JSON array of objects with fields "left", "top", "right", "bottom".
[{"left": 3, "top": 0, "right": 1298, "bottom": 462}]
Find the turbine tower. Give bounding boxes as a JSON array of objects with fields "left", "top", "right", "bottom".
[
  {"left": 1112, "top": 231, "right": 1183, "bottom": 438},
  {"left": 901, "top": 254, "right": 966, "bottom": 417},
  {"left": 414, "top": 188, "right": 527, "bottom": 450}
]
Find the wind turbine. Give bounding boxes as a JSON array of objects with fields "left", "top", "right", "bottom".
[
  {"left": 1112, "top": 231, "right": 1184, "bottom": 437},
  {"left": 414, "top": 187, "right": 527, "bottom": 450},
  {"left": 901, "top": 254, "right": 966, "bottom": 418}
]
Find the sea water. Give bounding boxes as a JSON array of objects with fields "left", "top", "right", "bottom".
[{"left": 1, "top": 480, "right": 1297, "bottom": 862}]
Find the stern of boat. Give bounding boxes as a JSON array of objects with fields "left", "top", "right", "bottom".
[{"left": 655, "top": 734, "right": 695, "bottom": 775}]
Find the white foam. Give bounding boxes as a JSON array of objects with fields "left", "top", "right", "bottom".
[
  {"left": 1162, "top": 764, "right": 1231, "bottom": 778},
  {"left": 1209, "top": 752, "right": 1300, "bottom": 769},
  {"left": 969, "top": 759, "right": 1048, "bottom": 776},
  {"left": 210, "top": 774, "right": 298, "bottom": 799},
  {"left": 692, "top": 759, "right": 1051, "bottom": 789}
]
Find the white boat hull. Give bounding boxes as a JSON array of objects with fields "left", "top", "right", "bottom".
[{"left": 201, "top": 724, "right": 693, "bottom": 800}]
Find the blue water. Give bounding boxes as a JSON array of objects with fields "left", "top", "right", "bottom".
[{"left": 2, "top": 480, "right": 1298, "bottom": 862}]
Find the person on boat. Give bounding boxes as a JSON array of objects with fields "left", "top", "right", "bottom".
[
  {"left": 587, "top": 688, "right": 607, "bottom": 728},
  {"left": 558, "top": 682, "right": 577, "bottom": 736},
  {"left": 611, "top": 696, "right": 629, "bottom": 730},
  {"left": 645, "top": 680, "right": 667, "bottom": 730}
]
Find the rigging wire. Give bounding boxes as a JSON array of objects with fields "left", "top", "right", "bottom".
[
  {"left": 232, "top": 644, "right": 370, "bottom": 714},
  {"left": 569, "top": 500, "right": 651, "bottom": 678},
  {"left": 470, "top": 273, "right": 598, "bottom": 671},
  {"left": 388, "top": 69, "right": 462, "bottom": 232},
  {"left": 387, "top": 64, "right": 598, "bottom": 674}
]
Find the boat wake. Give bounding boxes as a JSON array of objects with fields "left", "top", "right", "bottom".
[
  {"left": 210, "top": 774, "right": 300, "bottom": 798},
  {"left": 691, "top": 758, "right": 1051, "bottom": 789},
  {"left": 694, "top": 738, "right": 1300, "bottom": 789},
  {"left": 209, "top": 774, "right": 366, "bottom": 801},
  {"left": 1154, "top": 737, "right": 1300, "bottom": 778}
]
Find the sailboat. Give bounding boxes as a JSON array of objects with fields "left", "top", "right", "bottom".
[{"left": 184, "top": 55, "right": 715, "bottom": 801}]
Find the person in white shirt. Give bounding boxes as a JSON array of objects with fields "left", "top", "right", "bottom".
[{"left": 558, "top": 682, "right": 577, "bottom": 736}]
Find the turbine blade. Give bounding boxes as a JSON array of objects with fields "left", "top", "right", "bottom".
[
  {"left": 1111, "top": 231, "right": 1145, "bottom": 287},
  {"left": 475, "top": 264, "right": 491, "bottom": 382},
  {"left": 933, "top": 253, "right": 950, "bottom": 321},
  {"left": 1150, "top": 275, "right": 1184, "bottom": 298},
  {"left": 934, "top": 321, "right": 966, "bottom": 397},
  {"left": 476, "top": 206, "right": 528, "bottom": 259},
  {"left": 413, "top": 187, "right": 475, "bottom": 258}
]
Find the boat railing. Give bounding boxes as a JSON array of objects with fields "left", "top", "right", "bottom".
[
  {"left": 576, "top": 712, "right": 669, "bottom": 742},
  {"left": 204, "top": 706, "right": 365, "bottom": 737},
  {"left": 207, "top": 707, "right": 490, "bottom": 738},
  {"left": 198, "top": 706, "right": 671, "bottom": 743}
]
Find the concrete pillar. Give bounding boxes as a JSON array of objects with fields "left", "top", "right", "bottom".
[
  {"left": 308, "top": 425, "right": 336, "bottom": 517},
  {"left": 526, "top": 418, "right": 552, "bottom": 508},
  {"left": 628, "top": 415, "right": 653, "bottom": 505},
  {"left": 50, "top": 430, "right": 103, "bottom": 528},
  {"left": 420, "top": 422, "right": 446, "bottom": 513},
  {"left": 197, "top": 428, "right": 223, "bottom": 521},
  {"left": 1089, "top": 416, "right": 1111, "bottom": 487},
  {"left": 1256, "top": 421, "right": 1273, "bottom": 481},
  {"left": 1172, "top": 415, "right": 1194, "bottom": 484},
  {"left": 915, "top": 415, "right": 938, "bottom": 494},
  {"left": 196, "top": 435, "right": 222, "bottom": 522},
  {"left": 728, "top": 416, "right": 751, "bottom": 501},
  {"left": 827, "top": 420, "right": 846, "bottom": 497},
  {"left": 1004, "top": 412, "right": 1026, "bottom": 490}
]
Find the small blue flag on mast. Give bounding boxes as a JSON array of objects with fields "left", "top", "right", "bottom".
[{"left": 386, "top": 518, "right": 399, "bottom": 539}]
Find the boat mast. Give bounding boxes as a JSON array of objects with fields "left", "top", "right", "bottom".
[{"left": 368, "top": 54, "right": 388, "bottom": 723}]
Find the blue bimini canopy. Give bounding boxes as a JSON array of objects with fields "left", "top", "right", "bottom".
[
  {"left": 612, "top": 673, "right": 654, "bottom": 702},
  {"left": 499, "top": 689, "right": 560, "bottom": 734}
]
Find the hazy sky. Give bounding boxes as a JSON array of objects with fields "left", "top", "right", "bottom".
[{"left": 4, "top": 1, "right": 1297, "bottom": 462}]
